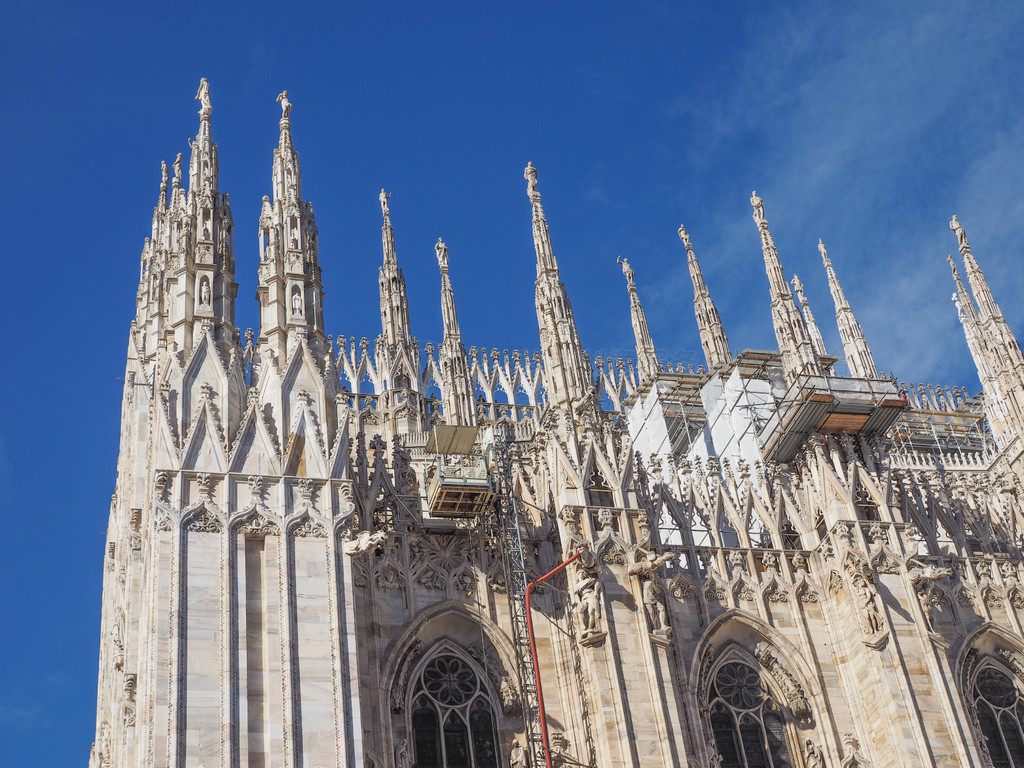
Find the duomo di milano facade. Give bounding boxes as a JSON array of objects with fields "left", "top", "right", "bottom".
[{"left": 90, "top": 80, "right": 1024, "bottom": 768}]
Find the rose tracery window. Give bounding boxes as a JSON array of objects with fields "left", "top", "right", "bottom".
[
  {"left": 971, "top": 665, "right": 1024, "bottom": 767},
  {"left": 411, "top": 654, "right": 498, "bottom": 768},
  {"left": 708, "top": 662, "right": 795, "bottom": 768}
]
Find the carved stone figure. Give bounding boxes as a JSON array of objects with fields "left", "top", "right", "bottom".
[
  {"left": 435, "top": 237, "right": 449, "bottom": 271},
  {"left": 643, "top": 579, "right": 669, "bottom": 632},
  {"left": 379, "top": 188, "right": 390, "bottom": 217},
  {"left": 950, "top": 214, "right": 968, "bottom": 250},
  {"left": 804, "top": 740, "right": 825, "bottom": 768},
  {"left": 617, "top": 255, "right": 635, "bottom": 284},
  {"left": 172, "top": 152, "right": 182, "bottom": 181},
  {"left": 524, "top": 161, "right": 538, "bottom": 198},
  {"left": 575, "top": 576, "right": 603, "bottom": 636},
  {"left": 395, "top": 738, "right": 411, "bottom": 768},
  {"left": 343, "top": 529, "right": 389, "bottom": 556},
  {"left": 750, "top": 190, "right": 765, "bottom": 221},
  {"left": 678, "top": 224, "right": 691, "bottom": 248},
  {"left": 161, "top": 160, "right": 169, "bottom": 188},
  {"left": 195, "top": 77, "right": 211, "bottom": 114},
  {"left": 276, "top": 89, "right": 292, "bottom": 118},
  {"left": 291, "top": 289, "right": 301, "bottom": 315},
  {"left": 627, "top": 550, "right": 674, "bottom": 577},
  {"left": 200, "top": 278, "right": 210, "bottom": 306},
  {"left": 510, "top": 739, "right": 529, "bottom": 768}
]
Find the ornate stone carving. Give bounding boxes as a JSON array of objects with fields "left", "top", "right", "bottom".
[
  {"left": 184, "top": 508, "right": 221, "bottom": 532},
  {"left": 291, "top": 515, "right": 326, "bottom": 538},
  {"left": 753, "top": 642, "right": 811, "bottom": 720}
]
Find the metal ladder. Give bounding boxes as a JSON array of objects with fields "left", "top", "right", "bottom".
[{"left": 488, "top": 423, "right": 543, "bottom": 765}]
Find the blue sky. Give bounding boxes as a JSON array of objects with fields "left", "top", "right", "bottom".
[{"left": 3, "top": 2, "right": 1024, "bottom": 764}]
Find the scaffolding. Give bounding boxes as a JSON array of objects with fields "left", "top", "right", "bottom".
[{"left": 486, "top": 424, "right": 544, "bottom": 766}]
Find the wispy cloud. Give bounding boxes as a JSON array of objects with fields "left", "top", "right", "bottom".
[{"left": 649, "top": 2, "right": 1024, "bottom": 385}]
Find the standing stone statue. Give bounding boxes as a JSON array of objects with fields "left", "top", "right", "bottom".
[
  {"left": 575, "top": 576, "right": 602, "bottom": 634},
  {"left": 435, "top": 237, "right": 449, "bottom": 271},
  {"left": 510, "top": 738, "right": 529, "bottom": 768},
  {"left": 751, "top": 190, "right": 765, "bottom": 221},
  {"left": 643, "top": 579, "right": 669, "bottom": 632},
  {"left": 291, "top": 290, "right": 302, "bottom": 315},
  {"left": 172, "top": 153, "right": 183, "bottom": 182},
  {"left": 678, "top": 224, "right": 691, "bottom": 248},
  {"left": 379, "top": 188, "right": 390, "bottom": 217},
  {"left": 524, "top": 161, "right": 538, "bottom": 198},
  {"left": 276, "top": 90, "right": 292, "bottom": 119},
  {"left": 195, "top": 77, "right": 211, "bottom": 114},
  {"left": 617, "top": 256, "right": 635, "bottom": 284},
  {"left": 804, "top": 740, "right": 825, "bottom": 768},
  {"left": 161, "top": 160, "right": 169, "bottom": 188},
  {"left": 200, "top": 279, "right": 211, "bottom": 306},
  {"left": 950, "top": 214, "right": 968, "bottom": 250}
]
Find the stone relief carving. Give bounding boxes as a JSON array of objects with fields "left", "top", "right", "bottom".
[
  {"left": 753, "top": 642, "right": 811, "bottom": 720},
  {"left": 290, "top": 515, "right": 327, "bottom": 538},
  {"left": 184, "top": 508, "right": 222, "bottom": 533},
  {"left": 574, "top": 575, "right": 606, "bottom": 647},
  {"left": 907, "top": 562, "right": 952, "bottom": 632}
]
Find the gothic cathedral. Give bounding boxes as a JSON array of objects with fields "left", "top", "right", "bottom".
[{"left": 91, "top": 81, "right": 1024, "bottom": 768}]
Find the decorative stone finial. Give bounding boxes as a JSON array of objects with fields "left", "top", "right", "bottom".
[
  {"left": 195, "top": 78, "right": 211, "bottom": 117},
  {"left": 276, "top": 90, "right": 292, "bottom": 119},
  {"left": 435, "top": 238, "right": 449, "bottom": 272},
  {"left": 678, "top": 224, "right": 691, "bottom": 249},
  {"left": 524, "top": 161, "right": 539, "bottom": 199}
]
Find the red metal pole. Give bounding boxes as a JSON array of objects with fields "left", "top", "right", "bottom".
[{"left": 525, "top": 547, "right": 584, "bottom": 768}]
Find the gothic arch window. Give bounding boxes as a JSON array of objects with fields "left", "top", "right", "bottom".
[
  {"left": 707, "top": 661, "right": 796, "bottom": 768},
  {"left": 409, "top": 652, "right": 499, "bottom": 768},
  {"left": 969, "top": 663, "right": 1024, "bottom": 766}
]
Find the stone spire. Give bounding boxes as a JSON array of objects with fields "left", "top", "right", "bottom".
[
  {"left": 948, "top": 254, "right": 1008, "bottom": 437},
  {"left": 950, "top": 216, "right": 1024, "bottom": 437},
  {"left": 526, "top": 162, "right": 591, "bottom": 410},
  {"left": 617, "top": 257, "right": 660, "bottom": 383},
  {"left": 435, "top": 238, "right": 475, "bottom": 426},
  {"left": 750, "top": 192, "right": 823, "bottom": 383},
  {"left": 256, "top": 91, "right": 327, "bottom": 365},
  {"left": 136, "top": 78, "right": 237, "bottom": 362},
  {"left": 819, "top": 239, "right": 877, "bottom": 379},
  {"left": 679, "top": 225, "right": 731, "bottom": 370},
  {"left": 378, "top": 188, "right": 413, "bottom": 351},
  {"left": 790, "top": 275, "right": 828, "bottom": 358}
]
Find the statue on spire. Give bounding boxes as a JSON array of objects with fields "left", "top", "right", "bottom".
[
  {"left": 195, "top": 78, "right": 211, "bottom": 116},
  {"left": 818, "top": 238, "right": 830, "bottom": 265},
  {"left": 617, "top": 256, "right": 635, "bottom": 286},
  {"left": 678, "top": 224, "right": 691, "bottom": 249},
  {"left": 751, "top": 190, "right": 765, "bottom": 223},
  {"left": 435, "top": 238, "right": 449, "bottom": 272},
  {"left": 379, "top": 188, "right": 391, "bottom": 218},
  {"left": 276, "top": 90, "right": 292, "bottom": 119},
  {"left": 524, "top": 162, "right": 539, "bottom": 199},
  {"left": 950, "top": 215, "right": 969, "bottom": 252}
]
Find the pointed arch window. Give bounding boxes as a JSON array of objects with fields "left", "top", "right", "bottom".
[
  {"left": 970, "top": 665, "right": 1024, "bottom": 767},
  {"left": 410, "top": 654, "right": 499, "bottom": 768},
  {"left": 708, "top": 661, "right": 796, "bottom": 768}
]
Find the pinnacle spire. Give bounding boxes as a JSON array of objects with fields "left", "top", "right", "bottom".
[
  {"left": 679, "top": 224, "right": 731, "bottom": 369},
  {"left": 750, "top": 191, "right": 823, "bottom": 383},
  {"left": 525, "top": 161, "right": 557, "bottom": 274},
  {"left": 525, "top": 162, "right": 591, "bottom": 409},
  {"left": 142, "top": 79, "right": 237, "bottom": 360},
  {"left": 819, "top": 239, "right": 877, "bottom": 378},
  {"left": 255, "top": 90, "right": 327, "bottom": 364},
  {"left": 617, "top": 257, "right": 660, "bottom": 382},
  {"left": 790, "top": 274, "right": 827, "bottom": 358},
  {"left": 378, "top": 188, "right": 412, "bottom": 350},
  {"left": 435, "top": 238, "right": 475, "bottom": 426},
  {"left": 949, "top": 218, "right": 1024, "bottom": 440}
]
